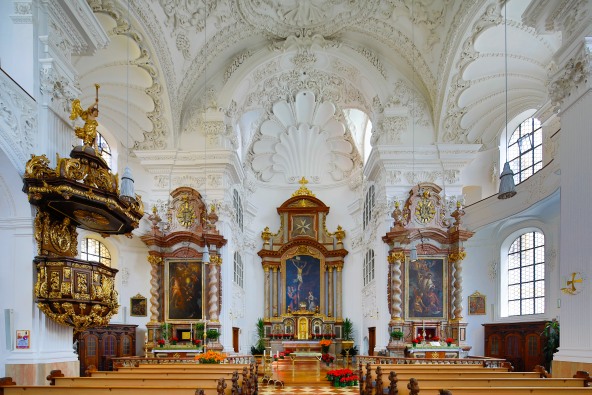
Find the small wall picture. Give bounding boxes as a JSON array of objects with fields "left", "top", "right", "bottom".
[
  {"left": 468, "top": 291, "right": 486, "bottom": 315},
  {"left": 130, "top": 293, "right": 147, "bottom": 317},
  {"left": 16, "top": 330, "right": 30, "bottom": 349}
]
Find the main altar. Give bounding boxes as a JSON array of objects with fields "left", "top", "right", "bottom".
[{"left": 258, "top": 179, "right": 349, "bottom": 355}]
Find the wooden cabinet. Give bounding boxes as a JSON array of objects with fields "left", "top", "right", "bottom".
[
  {"left": 76, "top": 324, "right": 137, "bottom": 375},
  {"left": 483, "top": 321, "right": 547, "bottom": 372}
]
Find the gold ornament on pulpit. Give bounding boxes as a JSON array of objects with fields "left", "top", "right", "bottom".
[{"left": 70, "top": 84, "right": 100, "bottom": 149}]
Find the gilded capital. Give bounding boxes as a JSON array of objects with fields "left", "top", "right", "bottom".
[
  {"left": 448, "top": 251, "right": 467, "bottom": 263},
  {"left": 389, "top": 251, "right": 405, "bottom": 263},
  {"left": 147, "top": 255, "right": 163, "bottom": 265}
]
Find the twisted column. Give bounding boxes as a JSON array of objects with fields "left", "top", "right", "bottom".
[
  {"left": 264, "top": 266, "right": 270, "bottom": 319},
  {"left": 449, "top": 251, "right": 466, "bottom": 321},
  {"left": 388, "top": 252, "right": 404, "bottom": 322},
  {"left": 208, "top": 255, "right": 221, "bottom": 321},
  {"left": 327, "top": 266, "right": 334, "bottom": 317},
  {"left": 147, "top": 255, "right": 163, "bottom": 323}
]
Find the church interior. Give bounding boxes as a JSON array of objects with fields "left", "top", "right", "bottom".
[{"left": 1, "top": 0, "right": 592, "bottom": 391}]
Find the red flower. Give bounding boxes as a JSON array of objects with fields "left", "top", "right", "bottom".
[
  {"left": 411, "top": 339, "right": 418, "bottom": 344},
  {"left": 157, "top": 339, "right": 165, "bottom": 345},
  {"left": 171, "top": 336, "right": 179, "bottom": 342},
  {"left": 432, "top": 336, "right": 440, "bottom": 341},
  {"left": 446, "top": 337, "right": 454, "bottom": 344}
]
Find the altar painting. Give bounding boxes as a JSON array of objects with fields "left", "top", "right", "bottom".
[
  {"left": 284, "top": 255, "right": 321, "bottom": 312},
  {"left": 165, "top": 260, "right": 204, "bottom": 321},
  {"left": 406, "top": 257, "right": 447, "bottom": 320}
]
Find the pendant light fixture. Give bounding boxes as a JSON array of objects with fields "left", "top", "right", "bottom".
[
  {"left": 409, "top": 0, "right": 418, "bottom": 262},
  {"left": 120, "top": 0, "right": 135, "bottom": 203},
  {"left": 498, "top": 3, "right": 517, "bottom": 199}
]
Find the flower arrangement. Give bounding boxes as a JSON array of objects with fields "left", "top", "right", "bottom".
[
  {"left": 320, "top": 338, "right": 332, "bottom": 354},
  {"left": 273, "top": 352, "right": 286, "bottom": 361},
  {"left": 193, "top": 339, "right": 202, "bottom": 346},
  {"left": 195, "top": 350, "right": 227, "bottom": 364},
  {"left": 321, "top": 353, "right": 334, "bottom": 365},
  {"left": 171, "top": 336, "right": 179, "bottom": 345},
  {"left": 326, "top": 369, "right": 358, "bottom": 387},
  {"left": 157, "top": 339, "right": 165, "bottom": 347},
  {"left": 432, "top": 336, "right": 440, "bottom": 342},
  {"left": 446, "top": 337, "right": 454, "bottom": 345},
  {"left": 411, "top": 338, "right": 419, "bottom": 345}
]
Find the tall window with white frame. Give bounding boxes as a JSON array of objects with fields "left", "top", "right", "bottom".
[
  {"left": 233, "top": 189, "right": 243, "bottom": 232},
  {"left": 96, "top": 132, "right": 112, "bottom": 169},
  {"left": 80, "top": 237, "right": 112, "bottom": 267},
  {"left": 363, "top": 184, "right": 375, "bottom": 230},
  {"left": 507, "top": 231, "right": 545, "bottom": 316},
  {"left": 507, "top": 117, "right": 543, "bottom": 184},
  {"left": 233, "top": 251, "right": 243, "bottom": 288},
  {"left": 363, "top": 249, "right": 375, "bottom": 286}
]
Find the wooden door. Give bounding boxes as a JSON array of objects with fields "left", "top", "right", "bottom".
[
  {"left": 232, "top": 327, "right": 239, "bottom": 353},
  {"left": 504, "top": 333, "right": 523, "bottom": 371},
  {"left": 368, "top": 327, "right": 376, "bottom": 356},
  {"left": 524, "top": 333, "right": 542, "bottom": 372},
  {"left": 79, "top": 334, "right": 99, "bottom": 376},
  {"left": 102, "top": 334, "right": 117, "bottom": 371}
]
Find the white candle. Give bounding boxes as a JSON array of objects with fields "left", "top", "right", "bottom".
[
  {"left": 422, "top": 320, "right": 425, "bottom": 330},
  {"left": 276, "top": 351, "right": 279, "bottom": 358}
]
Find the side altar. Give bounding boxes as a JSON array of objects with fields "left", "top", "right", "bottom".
[{"left": 258, "top": 179, "right": 349, "bottom": 354}]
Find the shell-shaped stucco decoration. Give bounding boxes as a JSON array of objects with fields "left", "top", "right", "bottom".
[{"left": 250, "top": 91, "right": 354, "bottom": 183}]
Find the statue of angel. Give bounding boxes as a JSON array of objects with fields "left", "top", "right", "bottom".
[{"left": 70, "top": 84, "right": 100, "bottom": 148}]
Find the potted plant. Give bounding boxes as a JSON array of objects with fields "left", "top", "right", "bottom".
[
  {"left": 342, "top": 317, "right": 354, "bottom": 349},
  {"left": 206, "top": 329, "right": 221, "bottom": 343},
  {"left": 390, "top": 330, "right": 404, "bottom": 341},
  {"left": 250, "top": 318, "right": 266, "bottom": 356},
  {"left": 160, "top": 322, "right": 172, "bottom": 342},
  {"left": 542, "top": 319, "right": 560, "bottom": 371}
]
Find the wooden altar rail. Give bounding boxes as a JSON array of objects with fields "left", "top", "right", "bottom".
[
  {"left": 356, "top": 355, "right": 507, "bottom": 368},
  {"left": 111, "top": 355, "right": 254, "bottom": 368},
  {"left": 357, "top": 363, "right": 592, "bottom": 395}
]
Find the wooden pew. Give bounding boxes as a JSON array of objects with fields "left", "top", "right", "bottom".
[{"left": 369, "top": 370, "right": 592, "bottom": 395}]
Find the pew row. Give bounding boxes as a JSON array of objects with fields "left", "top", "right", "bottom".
[{"left": 358, "top": 365, "right": 592, "bottom": 395}]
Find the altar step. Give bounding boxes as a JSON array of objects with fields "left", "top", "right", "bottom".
[{"left": 263, "top": 360, "right": 351, "bottom": 387}]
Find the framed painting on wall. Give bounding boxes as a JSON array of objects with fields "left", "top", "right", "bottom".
[
  {"left": 130, "top": 293, "right": 147, "bottom": 317},
  {"left": 283, "top": 253, "right": 322, "bottom": 313},
  {"left": 165, "top": 260, "right": 204, "bottom": 321},
  {"left": 405, "top": 256, "right": 448, "bottom": 320},
  {"left": 468, "top": 291, "right": 486, "bottom": 315}
]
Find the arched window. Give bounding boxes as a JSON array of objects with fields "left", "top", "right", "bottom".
[
  {"left": 507, "top": 117, "right": 543, "bottom": 184},
  {"left": 80, "top": 238, "right": 112, "bottom": 267},
  {"left": 363, "top": 184, "right": 375, "bottom": 230},
  {"left": 507, "top": 231, "right": 545, "bottom": 316},
  {"left": 97, "top": 132, "right": 112, "bottom": 168},
  {"left": 363, "top": 249, "right": 375, "bottom": 286},
  {"left": 233, "top": 189, "right": 243, "bottom": 232},
  {"left": 233, "top": 251, "right": 243, "bottom": 288}
]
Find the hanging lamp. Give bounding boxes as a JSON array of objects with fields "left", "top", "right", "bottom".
[
  {"left": 120, "top": 0, "right": 136, "bottom": 203},
  {"left": 498, "top": 4, "right": 517, "bottom": 199}
]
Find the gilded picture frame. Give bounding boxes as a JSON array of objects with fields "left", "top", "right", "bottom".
[
  {"left": 468, "top": 291, "right": 486, "bottom": 315},
  {"left": 165, "top": 260, "right": 204, "bottom": 321},
  {"left": 281, "top": 246, "right": 325, "bottom": 314},
  {"left": 130, "top": 293, "right": 147, "bottom": 317},
  {"left": 405, "top": 256, "right": 448, "bottom": 320}
]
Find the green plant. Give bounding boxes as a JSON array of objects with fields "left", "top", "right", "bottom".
[
  {"left": 193, "top": 322, "right": 205, "bottom": 340},
  {"left": 342, "top": 318, "right": 353, "bottom": 341},
  {"left": 251, "top": 318, "right": 266, "bottom": 355},
  {"left": 541, "top": 319, "right": 559, "bottom": 371},
  {"left": 160, "top": 322, "right": 172, "bottom": 341},
  {"left": 206, "top": 329, "right": 220, "bottom": 340},
  {"left": 390, "top": 330, "right": 404, "bottom": 340}
]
